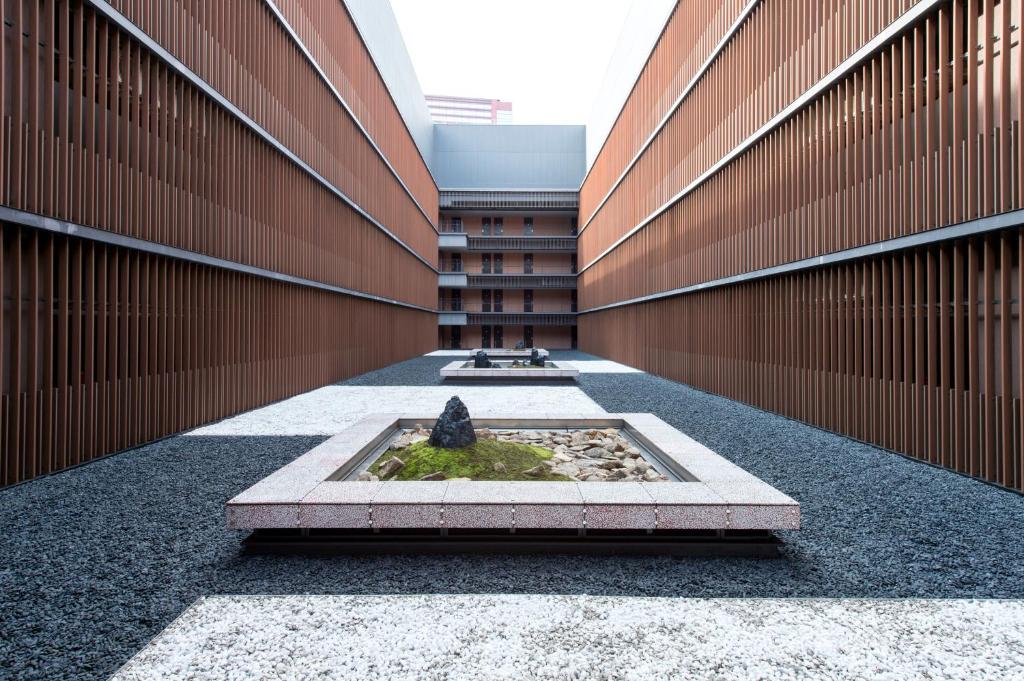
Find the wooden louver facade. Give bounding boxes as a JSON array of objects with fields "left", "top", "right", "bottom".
[
  {"left": 579, "top": 0, "right": 1024, "bottom": 492},
  {"left": 0, "top": 0, "right": 438, "bottom": 487}
]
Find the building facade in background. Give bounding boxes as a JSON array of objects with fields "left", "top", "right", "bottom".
[
  {"left": 579, "top": 0, "right": 1024, "bottom": 492},
  {"left": 427, "top": 95, "right": 513, "bottom": 125},
  {"left": 2, "top": 0, "right": 1022, "bottom": 497}
]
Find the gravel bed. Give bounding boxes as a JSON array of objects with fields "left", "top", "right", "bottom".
[{"left": 2, "top": 352, "right": 1024, "bottom": 679}]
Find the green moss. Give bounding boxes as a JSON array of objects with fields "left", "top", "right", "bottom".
[{"left": 369, "top": 438, "right": 570, "bottom": 481}]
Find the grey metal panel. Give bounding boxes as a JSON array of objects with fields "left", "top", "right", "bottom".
[
  {"left": 439, "top": 234, "right": 469, "bottom": 250},
  {"left": 433, "top": 125, "right": 586, "bottom": 189},
  {"left": 438, "top": 313, "right": 468, "bottom": 326},
  {"left": 343, "top": 0, "right": 435, "bottom": 175},
  {"left": 439, "top": 273, "right": 468, "bottom": 288}
]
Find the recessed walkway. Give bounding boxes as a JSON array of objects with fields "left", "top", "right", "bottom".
[{"left": 2, "top": 352, "right": 1023, "bottom": 680}]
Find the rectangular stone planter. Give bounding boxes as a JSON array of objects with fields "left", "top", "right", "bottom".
[
  {"left": 440, "top": 360, "right": 579, "bottom": 381},
  {"left": 226, "top": 413, "right": 800, "bottom": 541}
]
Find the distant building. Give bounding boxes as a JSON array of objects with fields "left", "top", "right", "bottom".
[{"left": 426, "top": 95, "right": 512, "bottom": 125}]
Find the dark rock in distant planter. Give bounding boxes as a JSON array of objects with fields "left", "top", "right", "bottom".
[
  {"left": 530, "top": 349, "right": 546, "bottom": 367},
  {"left": 419, "top": 471, "right": 446, "bottom": 481},
  {"left": 473, "top": 351, "right": 493, "bottom": 368},
  {"left": 428, "top": 396, "right": 477, "bottom": 448}
]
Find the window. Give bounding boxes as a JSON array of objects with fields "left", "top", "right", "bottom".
[
  {"left": 494, "top": 217, "right": 504, "bottom": 235},
  {"left": 450, "top": 216, "right": 463, "bottom": 233},
  {"left": 494, "top": 290, "right": 503, "bottom": 312},
  {"left": 481, "top": 326, "right": 491, "bottom": 348},
  {"left": 482, "top": 254, "right": 491, "bottom": 273},
  {"left": 524, "top": 289, "right": 533, "bottom": 313},
  {"left": 524, "top": 253, "right": 533, "bottom": 274},
  {"left": 494, "top": 253, "right": 503, "bottom": 274},
  {"left": 494, "top": 325, "right": 504, "bottom": 348},
  {"left": 524, "top": 325, "right": 534, "bottom": 348},
  {"left": 570, "top": 216, "right": 578, "bottom": 235},
  {"left": 481, "top": 289, "right": 491, "bottom": 312},
  {"left": 482, "top": 217, "right": 491, "bottom": 235},
  {"left": 570, "top": 254, "right": 577, "bottom": 274},
  {"left": 571, "top": 290, "right": 577, "bottom": 312},
  {"left": 524, "top": 217, "right": 534, "bottom": 235}
]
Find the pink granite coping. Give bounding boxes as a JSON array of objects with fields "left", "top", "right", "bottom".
[{"left": 226, "top": 413, "right": 800, "bottom": 532}]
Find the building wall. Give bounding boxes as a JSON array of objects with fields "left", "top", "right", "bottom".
[
  {"left": 0, "top": 0, "right": 437, "bottom": 486},
  {"left": 433, "top": 125, "right": 586, "bottom": 189},
  {"left": 579, "top": 0, "right": 1024, "bottom": 492},
  {"left": 439, "top": 325, "right": 573, "bottom": 350}
]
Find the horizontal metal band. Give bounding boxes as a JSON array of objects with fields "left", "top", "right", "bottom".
[
  {"left": 578, "top": 0, "right": 759, "bottom": 230},
  {"left": 85, "top": 0, "right": 438, "bottom": 274},
  {"left": 0, "top": 206, "right": 437, "bottom": 315},
  {"left": 579, "top": 210, "right": 1024, "bottom": 315},
  {"left": 580, "top": 0, "right": 942, "bottom": 273},
  {"left": 263, "top": 0, "right": 438, "bottom": 233}
]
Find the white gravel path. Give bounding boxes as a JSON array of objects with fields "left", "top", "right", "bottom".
[
  {"left": 559, "top": 360, "right": 643, "bottom": 374},
  {"left": 186, "top": 385, "right": 605, "bottom": 436},
  {"left": 111, "top": 595, "right": 1024, "bottom": 680}
]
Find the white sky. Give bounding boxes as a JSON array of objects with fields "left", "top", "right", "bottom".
[{"left": 390, "top": 0, "right": 636, "bottom": 125}]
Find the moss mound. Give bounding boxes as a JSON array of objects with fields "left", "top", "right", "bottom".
[{"left": 370, "top": 439, "right": 570, "bottom": 481}]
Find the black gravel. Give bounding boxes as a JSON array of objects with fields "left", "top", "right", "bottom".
[{"left": 3, "top": 351, "right": 1024, "bottom": 679}]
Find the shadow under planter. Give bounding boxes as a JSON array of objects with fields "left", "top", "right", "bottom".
[{"left": 226, "top": 413, "right": 799, "bottom": 557}]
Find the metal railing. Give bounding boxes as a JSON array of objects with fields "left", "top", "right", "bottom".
[
  {"left": 467, "top": 236, "right": 577, "bottom": 251},
  {"left": 439, "top": 262, "right": 577, "bottom": 275},
  {"left": 438, "top": 300, "right": 577, "bottom": 314}
]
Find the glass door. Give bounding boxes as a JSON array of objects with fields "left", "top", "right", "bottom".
[
  {"left": 494, "top": 325, "right": 503, "bottom": 348},
  {"left": 494, "top": 290, "right": 503, "bottom": 312},
  {"left": 481, "top": 254, "right": 491, "bottom": 273},
  {"left": 481, "top": 326, "right": 491, "bottom": 348},
  {"left": 494, "top": 253, "right": 503, "bottom": 273},
  {"left": 481, "top": 289, "right": 491, "bottom": 313}
]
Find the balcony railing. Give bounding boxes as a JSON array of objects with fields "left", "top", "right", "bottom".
[
  {"left": 467, "top": 236, "right": 576, "bottom": 251},
  {"left": 439, "top": 263, "right": 577, "bottom": 275},
  {"left": 439, "top": 190, "right": 579, "bottom": 211},
  {"left": 439, "top": 300, "right": 578, "bottom": 314},
  {"left": 466, "top": 275, "right": 576, "bottom": 289}
]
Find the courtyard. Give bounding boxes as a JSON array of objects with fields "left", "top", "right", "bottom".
[{"left": 2, "top": 352, "right": 1023, "bottom": 679}]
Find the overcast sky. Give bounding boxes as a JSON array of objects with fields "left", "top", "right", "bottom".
[{"left": 390, "top": 0, "right": 636, "bottom": 125}]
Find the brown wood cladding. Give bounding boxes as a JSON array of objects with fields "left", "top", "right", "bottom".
[
  {"left": 580, "top": 0, "right": 1024, "bottom": 491},
  {"left": 0, "top": 0, "right": 435, "bottom": 308},
  {"left": 0, "top": 222, "right": 435, "bottom": 487},
  {"left": 580, "top": 0, "right": 925, "bottom": 263},
  {"left": 273, "top": 0, "right": 438, "bottom": 216},
  {"left": 0, "top": 0, "right": 439, "bottom": 486},
  {"left": 105, "top": 0, "right": 439, "bottom": 260},
  {"left": 581, "top": 231, "right": 1023, "bottom": 491}
]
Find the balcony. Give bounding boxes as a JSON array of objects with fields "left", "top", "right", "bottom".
[
  {"left": 439, "top": 300, "right": 578, "bottom": 314},
  {"left": 440, "top": 263, "right": 576, "bottom": 275},
  {"left": 437, "top": 300, "right": 578, "bottom": 327},
  {"left": 439, "top": 190, "right": 579, "bottom": 211},
  {"left": 467, "top": 236, "right": 577, "bottom": 252}
]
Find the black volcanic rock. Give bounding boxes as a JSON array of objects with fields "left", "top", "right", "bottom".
[
  {"left": 473, "top": 351, "right": 492, "bottom": 368},
  {"left": 428, "top": 396, "right": 477, "bottom": 448},
  {"left": 530, "top": 349, "right": 546, "bottom": 367}
]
